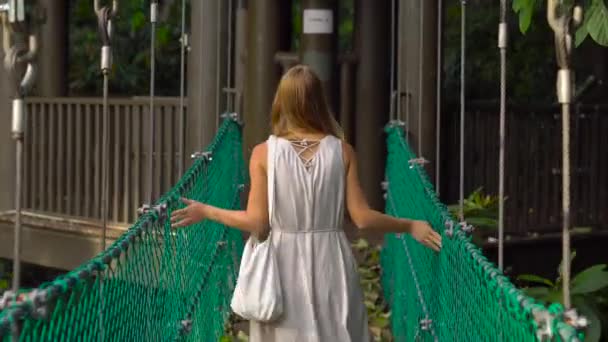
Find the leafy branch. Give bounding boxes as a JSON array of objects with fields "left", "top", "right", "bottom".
[
  {"left": 518, "top": 252, "right": 608, "bottom": 341},
  {"left": 512, "top": 0, "right": 608, "bottom": 46}
]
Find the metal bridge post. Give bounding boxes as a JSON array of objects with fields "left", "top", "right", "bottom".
[
  {"left": 546, "top": 0, "right": 582, "bottom": 311},
  {"left": 0, "top": 0, "right": 43, "bottom": 294}
]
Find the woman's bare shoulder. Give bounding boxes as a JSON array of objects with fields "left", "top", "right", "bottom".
[
  {"left": 341, "top": 141, "right": 356, "bottom": 170},
  {"left": 250, "top": 142, "right": 268, "bottom": 170}
]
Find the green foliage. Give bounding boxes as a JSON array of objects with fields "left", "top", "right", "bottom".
[
  {"left": 518, "top": 253, "right": 608, "bottom": 341},
  {"left": 448, "top": 187, "right": 500, "bottom": 230},
  {"left": 443, "top": 2, "right": 557, "bottom": 101},
  {"left": 68, "top": 0, "right": 187, "bottom": 96},
  {"left": 512, "top": 0, "right": 608, "bottom": 47},
  {"left": 221, "top": 314, "right": 249, "bottom": 342},
  {"left": 0, "top": 261, "right": 10, "bottom": 295},
  {"left": 447, "top": 188, "right": 501, "bottom": 246},
  {"left": 352, "top": 239, "right": 393, "bottom": 341}
]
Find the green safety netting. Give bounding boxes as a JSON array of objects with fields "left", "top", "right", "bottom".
[
  {"left": 0, "top": 118, "right": 246, "bottom": 341},
  {"left": 380, "top": 124, "right": 581, "bottom": 342}
]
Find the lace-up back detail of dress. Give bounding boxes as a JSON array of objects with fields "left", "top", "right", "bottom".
[{"left": 285, "top": 138, "right": 322, "bottom": 171}]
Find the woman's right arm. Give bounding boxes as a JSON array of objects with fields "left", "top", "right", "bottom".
[{"left": 343, "top": 143, "right": 442, "bottom": 252}]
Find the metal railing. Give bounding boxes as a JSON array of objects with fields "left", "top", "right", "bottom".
[{"left": 22, "top": 97, "right": 186, "bottom": 223}]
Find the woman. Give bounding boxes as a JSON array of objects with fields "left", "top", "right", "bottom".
[{"left": 171, "top": 65, "right": 441, "bottom": 341}]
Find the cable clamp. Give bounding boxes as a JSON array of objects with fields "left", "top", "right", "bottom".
[
  {"left": 460, "top": 221, "right": 475, "bottom": 234},
  {"left": 498, "top": 22, "right": 508, "bottom": 49},
  {"left": 532, "top": 309, "right": 554, "bottom": 341},
  {"left": 191, "top": 151, "right": 213, "bottom": 161},
  {"left": 386, "top": 119, "right": 406, "bottom": 129},
  {"left": 28, "top": 289, "right": 49, "bottom": 319},
  {"left": 137, "top": 203, "right": 167, "bottom": 222},
  {"left": 220, "top": 112, "right": 243, "bottom": 125},
  {"left": 420, "top": 317, "right": 433, "bottom": 331},
  {"left": 0, "top": 291, "right": 16, "bottom": 310},
  {"left": 180, "top": 33, "right": 191, "bottom": 51},
  {"left": 150, "top": 1, "right": 158, "bottom": 23},
  {"left": 180, "top": 319, "right": 192, "bottom": 334},
  {"left": 381, "top": 180, "right": 389, "bottom": 191},
  {"left": 408, "top": 157, "right": 430, "bottom": 169},
  {"left": 444, "top": 220, "right": 455, "bottom": 237},
  {"left": 563, "top": 308, "right": 589, "bottom": 330}
]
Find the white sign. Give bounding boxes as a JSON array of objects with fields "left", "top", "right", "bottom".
[{"left": 303, "top": 9, "right": 333, "bottom": 34}]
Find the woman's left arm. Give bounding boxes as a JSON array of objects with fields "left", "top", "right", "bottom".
[{"left": 170, "top": 143, "right": 269, "bottom": 235}]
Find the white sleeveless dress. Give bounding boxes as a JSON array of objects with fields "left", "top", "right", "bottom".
[{"left": 249, "top": 135, "right": 370, "bottom": 342}]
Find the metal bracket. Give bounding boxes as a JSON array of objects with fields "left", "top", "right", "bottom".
[
  {"left": 0, "top": 290, "right": 16, "bottom": 310},
  {"left": 381, "top": 180, "right": 389, "bottom": 191},
  {"left": 444, "top": 220, "right": 455, "bottom": 237},
  {"left": 460, "top": 221, "right": 475, "bottom": 234},
  {"left": 191, "top": 151, "right": 213, "bottom": 161},
  {"left": 137, "top": 203, "right": 168, "bottom": 223},
  {"left": 386, "top": 119, "right": 406, "bottom": 129},
  {"left": 94, "top": 0, "right": 119, "bottom": 72},
  {"left": 381, "top": 180, "right": 389, "bottom": 200},
  {"left": 222, "top": 87, "right": 243, "bottom": 116},
  {"left": 408, "top": 157, "right": 430, "bottom": 169},
  {"left": 150, "top": 0, "right": 158, "bottom": 24},
  {"left": 563, "top": 308, "right": 589, "bottom": 330},
  {"left": 220, "top": 111, "right": 243, "bottom": 125},
  {"left": 533, "top": 309, "right": 554, "bottom": 341},
  {"left": 0, "top": 0, "right": 43, "bottom": 99},
  {"left": 420, "top": 317, "right": 433, "bottom": 331},
  {"left": 180, "top": 33, "right": 191, "bottom": 51},
  {"left": 0, "top": 0, "right": 24, "bottom": 23},
  {"left": 179, "top": 319, "right": 192, "bottom": 335},
  {"left": 498, "top": 22, "right": 508, "bottom": 49},
  {"left": 28, "top": 289, "right": 48, "bottom": 319}
]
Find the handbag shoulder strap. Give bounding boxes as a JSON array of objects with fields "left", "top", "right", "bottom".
[{"left": 267, "top": 135, "right": 278, "bottom": 228}]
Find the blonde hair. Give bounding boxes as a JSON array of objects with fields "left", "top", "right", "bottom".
[{"left": 270, "top": 65, "right": 344, "bottom": 139}]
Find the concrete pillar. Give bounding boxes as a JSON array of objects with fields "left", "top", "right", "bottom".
[
  {"left": 354, "top": 0, "right": 390, "bottom": 210},
  {"left": 243, "top": 0, "right": 283, "bottom": 155},
  {"left": 300, "top": 0, "right": 338, "bottom": 110},
  {"left": 37, "top": 0, "right": 67, "bottom": 96},
  {"left": 187, "top": 0, "right": 228, "bottom": 155}
]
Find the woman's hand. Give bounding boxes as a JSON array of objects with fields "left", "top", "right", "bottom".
[
  {"left": 409, "top": 220, "right": 442, "bottom": 252},
  {"left": 170, "top": 198, "right": 207, "bottom": 228}
]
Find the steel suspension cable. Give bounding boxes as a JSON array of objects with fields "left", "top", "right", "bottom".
[
  {"left": 389, "top": 0, "right": 396, "bottom": 121},
  {"left": 417, "top": 0, "right": 424, "bottom": 157},
  {"left": 435, "top": 0, "right": 443, "bottom": 195},
  {"left": 147, "top": 0, "right": 158, "bottom": 204},
  {"left": 215, "top": 0, "right": 222, "bottom": 129},
  {"left": 404, "top": 8, "right": 411, "bottom": 142},
  {"left": 178, "top": 0, "right": 187, "bottom": 176},
  {"left": 396, "top": 0, "right": 403, "bottom": 123},
  {"left": 458, "top": 0, "right": 467, "bottom": 221},
  {"left": 226, "top": 0, "right": 234, "bottom": 112},
  {"left": 498, "top": 0, "right": 508, "bottom": 270},
  {"left": 94, "top": 2, "right": 118, "bottom": 340}
]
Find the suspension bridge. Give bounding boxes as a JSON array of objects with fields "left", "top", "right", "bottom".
[
  {"left": 0, "top": 0, "right": 596, "bottom": 341},
  {"left": 0, "top": 118, "right": 582, "bottom": 341}
]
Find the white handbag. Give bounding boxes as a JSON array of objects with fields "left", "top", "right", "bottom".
[
  {"left": 230, "top": 136, "right": 283, "bottom": 322},
  {"left": 230, "top": 232, "right": 283, "bottom": 322}
]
